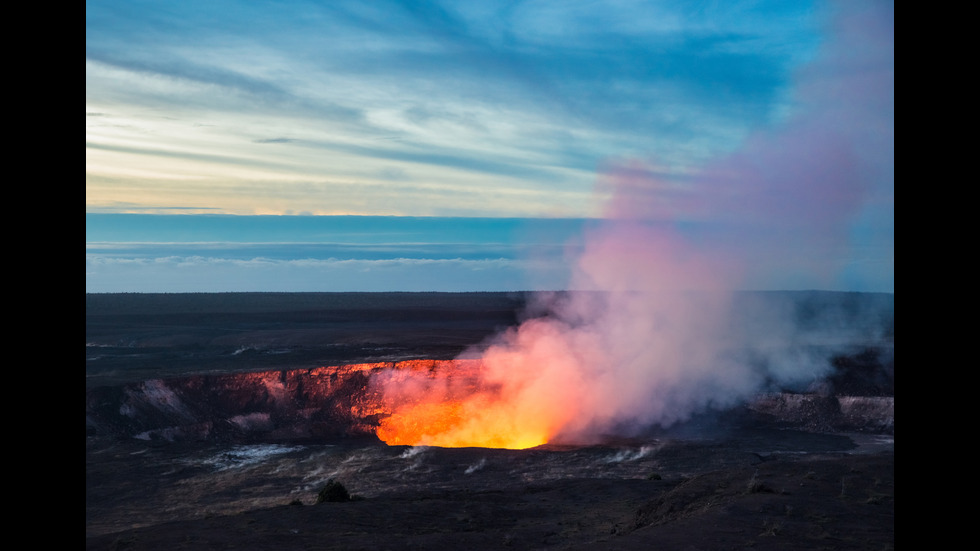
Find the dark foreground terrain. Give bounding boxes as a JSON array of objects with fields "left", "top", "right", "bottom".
[
  {"left": 86, "top": 292, "right": 528, "bottom": 389},
  {"left": 86, "top": 292, "right": 894, "bottom": 550}
]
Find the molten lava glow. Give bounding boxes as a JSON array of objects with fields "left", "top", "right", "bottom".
[
  {"left": 375, "top": 394, "right": 551, "bottom": 450},
  {"left": 368, "top": 358, "right": 565, "bottom": 450}
]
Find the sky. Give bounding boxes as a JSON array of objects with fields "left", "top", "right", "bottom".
[{"left": 86, "top": 0, "right": 894, "bottom": 293}]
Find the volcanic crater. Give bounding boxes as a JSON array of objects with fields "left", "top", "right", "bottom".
[{"left": 86, "top": 291, "right": 893, "bottom": 550}]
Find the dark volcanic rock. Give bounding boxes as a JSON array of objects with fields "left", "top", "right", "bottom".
[
  {"left": 829, "top": 346, "right": 895, "bottom": 396},
  {"left": 315, "top": 479, "right": 352, "bottom": 503},
  {"left": 747, "top": 392, "right": 893, "bottom": 435}
]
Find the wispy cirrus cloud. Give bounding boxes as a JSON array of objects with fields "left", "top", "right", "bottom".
[{"left": 86, "top": 0, "right": 828, "bottom": 217}]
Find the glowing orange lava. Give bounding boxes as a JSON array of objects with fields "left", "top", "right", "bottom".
[
  {"left": 367, "top": 359, "right": 560, "bottom": 450},
  {"left": 375, "top": 395, "right": 550, "bottom": 450}
]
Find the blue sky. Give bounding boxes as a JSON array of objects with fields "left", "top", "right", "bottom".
[{"left": 86, "top": 0, "right": 893, "bottom": 293}]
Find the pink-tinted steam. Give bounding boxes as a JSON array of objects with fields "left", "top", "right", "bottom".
[
  {"left": 475, "top": 0, "right": 891, "bottom": 441},
  {"left": 374, "top": 0, "right": 892, "bottom": 446}
]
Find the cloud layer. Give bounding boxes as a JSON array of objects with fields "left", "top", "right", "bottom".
[
  {"left": 86, "top": 0, "right": 827, "bottom": 217},
  {"left": 86, "top": 0, "right": 892, "bottom": 293}
]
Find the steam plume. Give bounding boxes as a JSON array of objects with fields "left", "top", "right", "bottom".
[{"left": 372, "top": 0, "right": 893, "bottom": 447}]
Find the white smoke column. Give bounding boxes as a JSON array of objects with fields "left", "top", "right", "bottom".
[
  {"left": 476, "top": 171, "right": 762, "bottom": 443},
  {"left": 696, "top": 0, "right": 894, "bottom": 290},
  {"left": 470, "top": 0, "right": 892, "bottom": 444}
]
